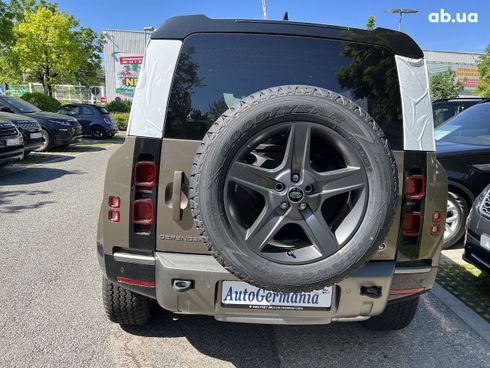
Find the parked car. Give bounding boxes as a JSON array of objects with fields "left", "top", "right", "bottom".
[
  {"left": 0, "top": 112, "right": 44, "bottom": 155},
  {"left": 0, "top": 95, "right": 82, "bottom": 151},
  {"left": 0, "top": 119, "right": 23, "bottom": 166},
  {"left": 433, "top": 97, "right": 489, "bottom": 127},
  {"left": 436, "top": 101, "right": 490, "bottom": 248},
  {"left": 55, "top": 104, "right": 118, "bottom": 139},
  {"left": 464, "top": 185, "right": 490, "bottom": 274},
  {"left": 97, "top": 15, "right": 447, "bottom": 331}
]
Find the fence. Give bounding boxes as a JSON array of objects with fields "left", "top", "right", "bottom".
[{"left": 5, "top": 83, "right": 105, "bottom": 103}]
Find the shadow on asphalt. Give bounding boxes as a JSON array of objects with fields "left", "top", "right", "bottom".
[
  {"left": 121, "top": 309, "right": 401, "bottom": 368},
  {"left": 0, "top": 167, "right": 84, "bottom": 186},
  {"left": 0, "top": 189, "right": 55, "bottom": 214}
]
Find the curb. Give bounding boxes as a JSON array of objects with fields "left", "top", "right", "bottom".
[{"left": 431, "top": 283, "right": 490, "bottom": 344}]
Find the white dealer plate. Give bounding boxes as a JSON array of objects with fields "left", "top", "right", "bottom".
[
  {"left": 6, "top": 137, "right": 21, "bottom": 146},
  {"left": 221, "top": 281, "right": 332, "bottom": 311},
  {"left": 481, "top": 234, "right": 490, "bottom": 251},
  {"left": 30, "top": 132, "right": 43, "bottom": 139}
]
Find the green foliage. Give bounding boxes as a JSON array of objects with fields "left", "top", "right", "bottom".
[
  {"left": 105, "top": 99, "right": 132, "bottom": 113},
  {"left": 476, "top": 45, "right": 490, "bottom": 97},
  {"left": 366, "top": 16, "right": 376, "bottom": 30},
  {"left": 112, "top": 113, "right": 129, "bottom": 131},
  {"left": 0, "top": 2, "right": 103, "bottom": 96},
  {"left": 430, "top": 71, "right": 464, "bottom": 100},
  {"left": 20, "top": 92, "right": 60, "bottom": 111}
]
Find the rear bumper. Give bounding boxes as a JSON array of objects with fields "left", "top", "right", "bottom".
[{"left": 98, "top": 247, "right": 437, "bottom": 325}]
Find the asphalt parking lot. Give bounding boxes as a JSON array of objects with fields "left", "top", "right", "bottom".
[{"left": 1, "top": 142, "right": 489, "bottom": 368}]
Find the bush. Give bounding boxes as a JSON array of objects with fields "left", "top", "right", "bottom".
[
  {"left": 106, "top": 99, "right": 132, "bottom": 113},
  {"left": 112, "top": 113, "right": 129, "bottom": 131},
  {"left": 20, "top": 92, "right": 61, "bottom": 111}
]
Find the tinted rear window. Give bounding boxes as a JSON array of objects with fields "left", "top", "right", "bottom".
[
  {"left": 165, "top": 34, "right": 403, "bottom": 149},
  {"left": 96, "top": 107, "right": 110, "bottom": 114}
]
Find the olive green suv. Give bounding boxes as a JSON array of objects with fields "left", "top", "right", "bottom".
[{"left": 97, "top": 15, "right": 447, "bottom": 330}]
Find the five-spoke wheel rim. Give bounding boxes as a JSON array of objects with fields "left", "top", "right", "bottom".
[
  {"left": 224, "top": 122, "right": 369, "bottom": 265},
  {"left": 445, "top": 197, "right": 461, "bottom": 242}
]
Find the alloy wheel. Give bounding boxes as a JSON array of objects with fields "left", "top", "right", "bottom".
[{"left": 224, "top": 122, "right": 369, "bottom": 265}]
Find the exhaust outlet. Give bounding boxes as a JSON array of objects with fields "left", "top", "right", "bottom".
[{"left": 172, "top": 279, "right": 193, "bottom": 292}]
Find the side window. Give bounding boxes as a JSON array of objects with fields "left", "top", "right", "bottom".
[
  {"left": 65, "top": 106, "right": 80, "bottom": 116},
  {"left": 80, "top": 106, "right": 94, "bottom": 115},
  {"left": 433, "top": 103, "right": 458, "bottom": 126}
]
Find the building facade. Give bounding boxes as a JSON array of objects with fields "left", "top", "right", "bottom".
[
  {"left": 102, "top": 29, "right": 484, "bottom": 101},
  {"left": 424, "top": 50, "right": 483, "bottom": 96}
]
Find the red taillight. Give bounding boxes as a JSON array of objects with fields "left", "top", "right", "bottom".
[
  {"left": 108, "top": 210, "right": 120, "bottom": 223},
  {"left": 132, "top": 199, "right": 153, "bottom": 225},
  {"left": 389, "top": 287, "right": 424, "bottom": 295},
  {"left": 116, "top": 276, "right": 155, "bottom": 288},
  {"left": 405, "top": 175, "right": 426, "bottom": 201},
  {"left": 134, "top": 161, "right": 157, "bottom": 188},
  {"left": 403, "top": 211, "right": 422, "bottom": 236},
  {"left": 108, "top": 195, "right": 120, "bottom": 208}
]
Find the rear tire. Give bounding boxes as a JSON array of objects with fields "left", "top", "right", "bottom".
[
  {"left": 102, "top": 277, "right": 154, "bottom": 325},
  {"left": 91, "top": 126, "right": 107, "bottom": 139},
  {"left": 361, "top": 297, "right": 419, "bottom": 331}
]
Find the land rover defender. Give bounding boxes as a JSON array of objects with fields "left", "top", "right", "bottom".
[{"left": 97, "top": 16, "right": 447, "bottom": 330}]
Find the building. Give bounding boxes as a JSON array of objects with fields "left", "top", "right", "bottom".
[
  {"left": 103, "top": 29, "right": 148, "bottom": 102},
  {"left": 424, "top": 50, "right": 483, "bottom": 96},
  {"left": 102, "top": 29, "right": 485, "bottom": 101}
]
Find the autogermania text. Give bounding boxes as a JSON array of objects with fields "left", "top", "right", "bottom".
[{"left": 223, "top": 285, "right": 320, "bottom": 305}]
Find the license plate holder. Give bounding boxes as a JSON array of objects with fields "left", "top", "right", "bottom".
[{"left": 221, "top": 281, "right": 332, "bottom": 311}]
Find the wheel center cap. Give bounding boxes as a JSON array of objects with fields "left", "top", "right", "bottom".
[{"left": 288, "top": 187, "right": 304, "bottom": 202}]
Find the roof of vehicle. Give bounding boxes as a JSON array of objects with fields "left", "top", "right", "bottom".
[
  {"left": 433, "top": 97, "right": 489, "bottom": 103},
  {"left": 60, "top": 103, "right": 98, "bottom": 107},
  {"left": 151, "top": 15, "right": 424, "bottom": 59}
]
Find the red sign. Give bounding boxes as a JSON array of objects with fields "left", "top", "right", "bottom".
[{"left": 101, "top": 97, "right": 107, "bottom": 103}]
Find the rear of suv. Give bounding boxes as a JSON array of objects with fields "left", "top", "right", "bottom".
[{"left": 97, "top": 16, "right": 447, "bottom": 330}]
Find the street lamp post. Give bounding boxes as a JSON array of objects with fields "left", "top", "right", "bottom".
[
  {"left": 143, "top": 26, "right": 155, "bottom": 47},
  {"left": 385, "top": 8, "right": 418, "bottom": 31}
]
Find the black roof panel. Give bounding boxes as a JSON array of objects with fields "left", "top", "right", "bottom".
[{"left": 151, "top": 15, "right": 424, "bottom": 59}]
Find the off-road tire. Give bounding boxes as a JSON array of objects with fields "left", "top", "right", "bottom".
[
  {"left": 361, "top": 297, "right": 420, "bottom": 331},
  {"left": 190, "top": 85, "right": 398, "bottom": 292},
  {"left": 102, "top": 277, "right": 153, "bottom": 325}
]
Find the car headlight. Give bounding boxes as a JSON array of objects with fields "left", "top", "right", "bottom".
[{"left": 49, "top": 120, "right": 71, "bottom": 126}]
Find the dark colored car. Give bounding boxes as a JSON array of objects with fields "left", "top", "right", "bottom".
[
  {"left": 0, "top": 119, "right": 23, "bottom": 166},
  {"left": 0, "top": 95, "right": 83, "bottom": 151},
  {"left": 0, "top": 112, "right": 44, "bottom": 155},
  {"left": 55, "top": 104, "right": 118, "bottom": 139},
  {"left": 436, "top": 101, "right": 490, "bottom": 248},
  {"left": 433, "top": 97, "right": 489, "bottom": 127},
  {"left": 464, "top": 185, "right": 490, "bottom": 274}
]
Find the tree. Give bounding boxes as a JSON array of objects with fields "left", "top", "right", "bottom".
[
  {"left": 430, "top": 71, "right": 464, "bottom": 100},
  {"left": 475, "top": 45, "right": 490, "bottom": 97},
  {"left": 1, "top": 4, "right": 103, "bottom": 96},
  {"left": 0, "top": 1, "right": 14, "bottom": 46},
  {"left": 366, "top": 16, "right": 376, "bottom": 30}
]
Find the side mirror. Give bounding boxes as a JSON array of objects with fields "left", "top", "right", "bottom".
[{"left": 0, "top": 106, "right": 13, "bottom": 113}]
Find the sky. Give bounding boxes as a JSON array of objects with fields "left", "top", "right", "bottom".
[{"left": 55, "top": 0, "right": 489, "bottom": 53}]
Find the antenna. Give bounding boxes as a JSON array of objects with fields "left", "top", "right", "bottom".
[
  {"left": 283, "top": 11, "right": 289, "bottom": 21},
  {"left": 261, "top": 0, "right": 267, "bottom": 19}
]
